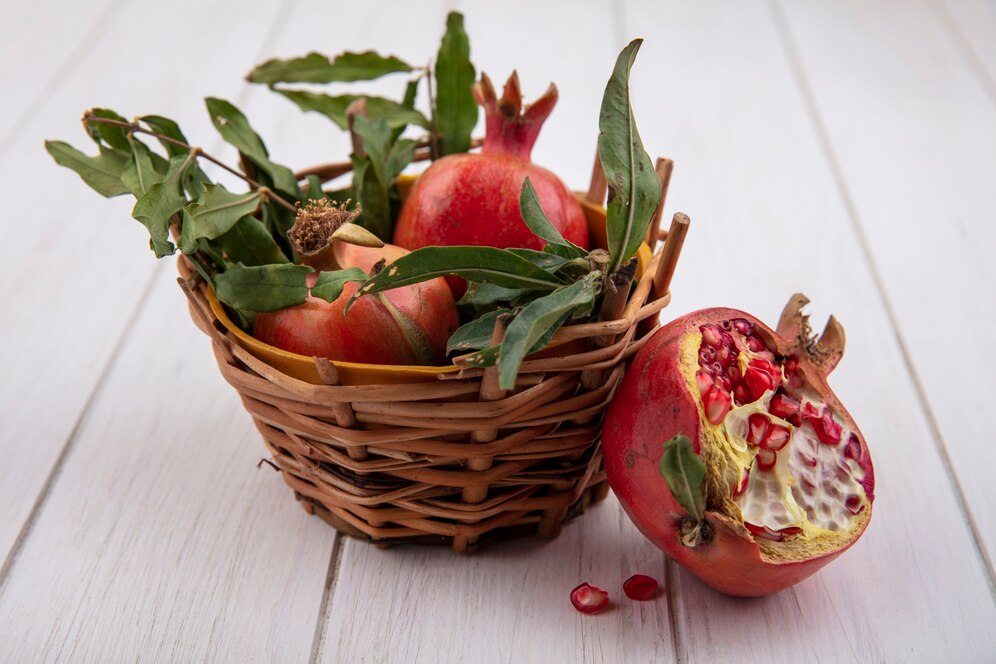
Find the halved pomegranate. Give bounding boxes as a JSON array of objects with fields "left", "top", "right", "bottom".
[{"left": 602, "top": 294, "right": 874, "bottom": 596}]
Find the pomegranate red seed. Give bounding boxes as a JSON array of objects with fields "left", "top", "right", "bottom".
[
  {"left": 745, "top": 335, "right": 766, "bottom": 352},
  {"left": 756, "top": 448, "right": 777, "bottom": 471},
  {"left": 746, "top": 523, "right": 802, "bottom": 541},
  {"left": 732, "top": 318, "right": 754, "bottom": 336},
  {"left": 761, "top": 424, "right": 791, "bottom": 451},
  {"left": 703, "top": 386, "right": 732, "bottom": 424},
  {"left": 571, "top": 583, "right": 609, "bottom": 614},
  {"left": 808, "top": 406, "right": 842, "bottom": 445},
  {"left": 700, "top": 346, "right": 717, "bottom": 364},
  {"left": 700, "top": 324, "right": 722, "bottom": 347},
  {"left": 716, "top": 345, "right": 733, "bottom": 366},
  {"left": 747, "top": 413, "right": 770, "bottom": 446},
  {"left": 768, "top": 392, "right": 800, "bottom": 419},
  {"left": 721, "top": 331, "right": 735, "bottom": 349},
  {"left": 696, "top": 371, "right": 714, "bottom": 395},
  {"left": 623, "top": 574, "right": 659, "bottom": 600},
  {"left": 801, "top": 402, "right": 821, "bottom": 420},
  {"left": 721, "top": 320, "right": 733, "bottom": 331},
  {"left": 784, "top": 355, "right": 799, "bottom": 374},
  {"left": 743, "top": 365, "right": 774, "bottom": 402},
  {"left": 712, "top": 362, "right": 723, "bottom": 374},
  {"left": 845, "top": 495, "right": 865, "bottom": 515},
  {"left": 720, "top": 377, "right": 732, "bottom": 392},
  {"left": 732, "top": 468, "right": 750, "bottom": 499},
  {"left": 843, "top": 434, "right": 862, "bottom": 461}
]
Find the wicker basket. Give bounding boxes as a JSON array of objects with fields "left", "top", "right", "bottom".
[{"left": 177, "top": 153, "right": 688, "bottom": 553}]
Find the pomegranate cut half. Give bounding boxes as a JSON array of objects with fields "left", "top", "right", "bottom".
[
  {"left": 570, "top": 583, "right": 609, "bottom": 614},
  {"left": 602, "top": 294, "right": 875, "bottom": 596}
]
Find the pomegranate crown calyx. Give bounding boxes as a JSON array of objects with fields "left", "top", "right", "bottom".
[
  {"left": 287, "top": 199, "right": 383, "bottom": 271},
  {"left": 776, "top": 293, "right": 847, "bottom": 375},
  {"left": 473, "top": 71, "right": 558, "bottom": 160}
]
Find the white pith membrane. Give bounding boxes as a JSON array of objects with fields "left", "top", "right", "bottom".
[{"left": 684, "top": 319, "right": 871, "bottom": 561}]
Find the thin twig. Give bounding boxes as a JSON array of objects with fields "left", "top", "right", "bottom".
[{"left": 81, "top": 114, "right": 298, "bottom": 212}]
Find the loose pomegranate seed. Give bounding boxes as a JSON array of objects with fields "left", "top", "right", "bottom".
[
  {"left": 703, "top": 386, "right": 732, "bottom": 424},
  {"left": 732, "top": 318, "right": 754, "bottom": 336},
  {"left": 756, "top": 448, "right": 777, "bottom": 471},
  {"left": 732, "top": 468, "right": 750, "bottom": 499},
  {"left": 768, "top": 392, "right": 800, "bottom": 419},
  {"left": 747, "top": 413, "right": 770, "bottom": 446},
  {"left": 696, "top": 370, "right": 714, "bottom": 395},
  {"left": 623, "top": 574, "right": 659, "bottom": 600},
  {"left": 700, "top": 324, "right": 722, "bottom": 347},
  {"left": 571, "top": 583, "right": 609, "bottom": 614},
  {"left": 761, "top": 424, "right": 791, "bottom": 451},
  {"left": 843, "top": 434, "right": 862, "bottom": 461},
  {"left": 745, "top": 335, "right": 766, "bottom": 353}
]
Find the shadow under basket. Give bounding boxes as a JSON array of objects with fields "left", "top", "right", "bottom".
[{"left": 176, "top": 158, "right": 688, "bottom": 553}]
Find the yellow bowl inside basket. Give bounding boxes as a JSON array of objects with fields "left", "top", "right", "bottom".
[{"left": 208, "top": 174, "right": 653, "bottom": 385}]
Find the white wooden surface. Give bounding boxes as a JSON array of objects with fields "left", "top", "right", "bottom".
[{"left": 1, "top": 1, "right": 994, "bottom": 662}]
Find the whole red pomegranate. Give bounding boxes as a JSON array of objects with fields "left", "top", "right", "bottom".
[
  {"left": 393, "top": 72, "right": 589, "bottom": 295},
  {"left": 254, "top": 206, "right": 458, "bottom": 365},
  {"left": 602, "top": 294, "right": 874, "bottom": 597}
]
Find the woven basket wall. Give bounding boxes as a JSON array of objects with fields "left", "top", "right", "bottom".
[{"left": 175, "top": 159, "right": 686, "bottom": 553}]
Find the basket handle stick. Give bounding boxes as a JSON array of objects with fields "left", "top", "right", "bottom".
[
  {"left": 313, "top": 357, "right": 366, "bottom": 461},
  {"left": 653, "top": 212, "right": 690, "bottom": 301},
  {"left": 645, "top": 157, "right": 675, "bottom": 248},
  {"left": 586, "top": 144, "right": 607, "bottom": 205},
  {"left": 462, "top": 314, "right": 512, "bottom": 505}
]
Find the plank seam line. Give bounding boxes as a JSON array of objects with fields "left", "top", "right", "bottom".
[
  {"left": 0, "top": 0, "right": 302, "bottom": 598},
  {"left": 931, "top": 0, "right": 996, "bottom": 108},
  {"left": 0, "top": 0, "right": 130, "bottom": 156},
  {"left": 309, "top": 534, "right": 344, "bottom": 664},
  {"left": 665, "top": 557, "right": 684, "bottom": 664},
  {"left": 768, "top": 0, "right": 996, "bottom": 599},
  {"left": 0, "top": 259, "right": 166, "bottom": 596}
]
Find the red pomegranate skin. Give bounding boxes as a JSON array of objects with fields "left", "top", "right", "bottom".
[
  {"left": 602, "top": 305, "right": 874, "bottom": 597},
  {"left": 393, "top": 72, "right": 589, "bottom": 296},
  {"left": 253, "top": 243, "right": 459, "bottom": 365}
]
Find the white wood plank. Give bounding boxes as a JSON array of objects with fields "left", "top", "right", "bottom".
[
  {"left": 617, "top": 0, "right": 996, "bottom": 661},
  {"left": 777, "top": 0, "right": 996, "bottom": 579},
  {"left": 316, "top": 2, "right": 679, "bottom": 663},
  {"left": 0, "top": 0, "right": 293, "bottom": 569},
  {"left": 0, "top": 0, "right": 123, "bottom": 141},
  {"left": 938, "top": 0, "right": 996, "bottom": 92},
  {"left": 0, "top": 268, "right": 335, "bottom": 662},
  {"left": 322, "top": 494, "right": 672, "bottom": 664}
]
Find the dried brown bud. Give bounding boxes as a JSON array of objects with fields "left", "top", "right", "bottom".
[{"left": 288, "top": 199, "right": 362, "bottom": 255}]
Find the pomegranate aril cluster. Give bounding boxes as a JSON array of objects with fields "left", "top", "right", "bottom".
[{"left": 694, "top": 317, "right": 867, "bottom": 541}]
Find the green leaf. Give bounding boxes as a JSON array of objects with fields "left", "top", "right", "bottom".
[
  {"left": 506, "top": 248, "right": 573, "bottom": 272},
  {"left": 304, "top": 174, "right": 325, "bottom": 203},
  {"left": 181, "top": 183, "right": 264, "bottom": 251},
  {"left": 205, "top": 97, "right": 300, "bottom": 197},
  {"left": 434, "top": 11, "right": 477, "bottom": 156},
  {"left": 310, "top": 267, "right": 367, "bottom": 303},
  {"left": 447, "top": 309, "right": 512, "bottom": 354},
  {"left": 121, "top": 138, "right": 166, "bottom": 197},
  {"left": 213, "top": 263, "right": 313, "bottom": 313},
  {"left": 497, "top": 273, "right": 599, "bottom": 389},
  {"left": 350, "top": 246, "right": 566, "bottom": 310},
  {"left": 247, "top": 50, "right": 414, "bottom": 85},
  {"left": 519, "top": 178, "right": 587, "bottom": 258},
  {"left": 85, "top": 108, "right": 131, "bottom": 151},
  {"left": 458, "top": 283, "right": 530, "bottom": 308},
  {"left": 132, "top": 152, "right": 196, "bottom": 257},
  {"left": 658, "top": 434, "right": 707, "bottom": 522},
  {"left": 46, "top": 140, "right": 130, "bottom": 197},
  {"left": 272, "top": 88, "right": 430, "bottom": 130},
  {"left": 392, "top": 78, "right": 420, "bottom": 142},
  {"left": 350, "top": 115, "right": 416, "bottom": 239},
  {"left": 598, "top": 39, "right": 660, "bottom": 272},
  {"left": 210, "top": 215, "right": 289, "bottom": 266},
  {"left": 140, "top": 115, "right": 191, "bottom": 157}
]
